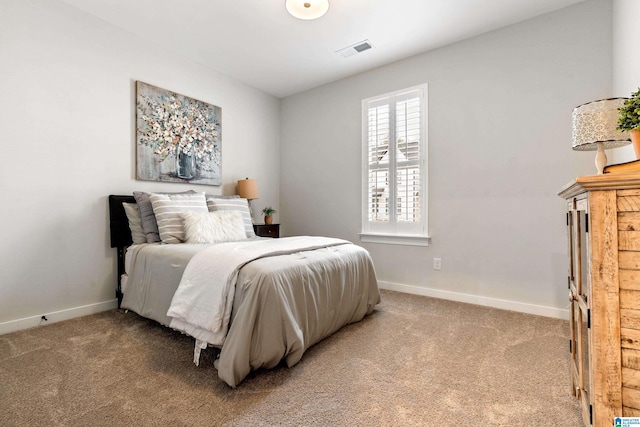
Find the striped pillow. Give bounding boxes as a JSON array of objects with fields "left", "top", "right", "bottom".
[
  {"left": 133, "top": 190, "right": 196, "bottom": 243},
  {"left": 207, "top": 198, "right": 256, "bottom": 238},
  {"left": 149, "top": 192, "right": 208, "bottom": 244}
]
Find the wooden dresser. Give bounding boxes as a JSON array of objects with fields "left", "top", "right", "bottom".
[{"left": 559, "top": 173, "right": 640, "bottom": 426}]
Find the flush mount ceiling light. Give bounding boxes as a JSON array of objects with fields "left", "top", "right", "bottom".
[{"left": 285, "top": 0, "right": 329, "bottom": 20}]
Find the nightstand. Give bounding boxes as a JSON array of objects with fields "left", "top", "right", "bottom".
[{"left": 253, "top": 223, "right": 279, "bottom": 238}]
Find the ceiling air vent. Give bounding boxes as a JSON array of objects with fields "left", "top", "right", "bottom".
[{"left": 336, "top": 40, "right": 373, "bottom": 58}]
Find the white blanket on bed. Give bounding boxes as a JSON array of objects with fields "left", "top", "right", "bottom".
[{"left": 167, "top": 236, "right": 350, "bottom": 348}]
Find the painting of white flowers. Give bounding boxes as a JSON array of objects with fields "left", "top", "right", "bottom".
[{"left": 136, "top": 81, "right": 221, "bottom": 185}]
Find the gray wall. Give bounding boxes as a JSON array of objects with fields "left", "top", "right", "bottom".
[
  {"left": 612, "top": 0, "right": 640, "bottom": 163},
  {"left": 280, "top": 0, "right": 611, "bottom": 317},
  {"left": 0, "top": 0, "right": 624, "bottom": 330},
  {"left": 0, "top": 0, "right": 281, "bottom": 328}
]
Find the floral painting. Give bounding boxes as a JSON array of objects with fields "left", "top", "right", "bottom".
[{"left": 136, "top": 81, "right": 221, "bottom": 185}]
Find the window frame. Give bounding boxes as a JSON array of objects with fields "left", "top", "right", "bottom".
[{"left": 359, "top": 84, "right": 429, "bottom": 246}]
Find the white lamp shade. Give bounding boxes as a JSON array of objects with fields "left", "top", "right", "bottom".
[
  {"left": 285, "top": 0, "right": 329, "bottom": 20},
  {"left": 572, "top": 98, "right": 631, "bottom": 151}
]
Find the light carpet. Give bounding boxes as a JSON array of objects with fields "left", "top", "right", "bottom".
[{"left": 0, "top": 290, "right": 580, "bottom": 426}]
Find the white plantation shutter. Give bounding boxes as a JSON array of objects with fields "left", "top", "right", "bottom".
[
  {"left": 395, "top": 95, "right": 421, "bottom": 224},
  {"left": 362, "top": 85, "right": 427, "bottom": 237},
  {"left": 367, "top": 103, "right": 390, "bottom": 222}
]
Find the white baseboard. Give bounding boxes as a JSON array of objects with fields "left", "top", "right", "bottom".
[
  {"left": 0, "top": 284, "right": 567, "bottom": 335},
  {"left": 0, "top": 299, "right": 118, "bottom": 335},
  {"left": 378, "top": 281, "right": 569, "bottom": 320}
]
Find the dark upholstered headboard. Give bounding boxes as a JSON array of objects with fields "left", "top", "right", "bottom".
[
  {"left": 108, "top": 195, "right": 136, "bottom": 307},
  {"left": 109, "top": 195, "right": 135, "bottom": 248}
]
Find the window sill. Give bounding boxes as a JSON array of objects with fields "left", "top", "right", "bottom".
[{"left": 358, "top": 233, "right": 430, "bottom": 247}]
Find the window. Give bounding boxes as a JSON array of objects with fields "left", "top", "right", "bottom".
[{"left": 360, "top": 84, "right": 428, "bottom": 245}]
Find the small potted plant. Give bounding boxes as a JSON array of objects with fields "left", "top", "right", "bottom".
[
  {"left": 618, "top": 87, "right": 640, "bottom": 158},
  {"left": 261, "top": 206, "right": 277, "bottom": 225}
]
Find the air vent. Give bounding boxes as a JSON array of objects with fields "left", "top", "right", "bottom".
[{"left": 336, "top": 39, "right": 373, "bottom": 58}]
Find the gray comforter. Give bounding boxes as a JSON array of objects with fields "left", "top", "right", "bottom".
[{"left": 122, "top": 238, "right": 380, "bottom": 387}]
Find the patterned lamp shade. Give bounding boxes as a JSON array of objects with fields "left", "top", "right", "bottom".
[{"left": 572, "top": 98, "right": 631, "bottom": 174}]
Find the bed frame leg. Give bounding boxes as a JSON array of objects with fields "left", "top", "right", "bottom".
[{"left": 116, "top": 246, "right": 125, "bottom": 309}]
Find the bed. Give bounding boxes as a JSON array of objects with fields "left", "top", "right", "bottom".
[{"left": 108, "top": 194, "right": 380, "bottom": 387}]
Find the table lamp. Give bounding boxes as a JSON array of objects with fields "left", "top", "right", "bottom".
[
  {"left": 572, "top": 98, "right": 631, "bottom": 174},
  {"left": 237, "top": 178, "right": 260, "bottom": 222}
]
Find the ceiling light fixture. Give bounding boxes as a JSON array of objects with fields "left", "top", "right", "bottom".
[{"left": 285, "top": 0, "right": 329, "bottom": 20}]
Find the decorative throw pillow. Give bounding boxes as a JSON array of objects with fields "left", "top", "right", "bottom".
[
  {"left": 133, "top": 190, "right": 196, "bottom": 243},
  {"left": 149, "top": 192, "right": 208, "bottom": 244},
  {"left": 207, "top": 198, "right": 256, "bottom": 238},
  {"left": 122, "top": 202, "right": 147, "bottom": 244},
  {"left": 181, "top": 210, "right": 247, "bottom": 244}
]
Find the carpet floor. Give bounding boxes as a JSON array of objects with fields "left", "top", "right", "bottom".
[{"left": 0, "top": 290, "right": 581, "bottom": 426}]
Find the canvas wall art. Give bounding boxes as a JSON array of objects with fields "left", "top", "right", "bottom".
[{"left": 136, "top": 81, "right": 222, "bottom": 185}]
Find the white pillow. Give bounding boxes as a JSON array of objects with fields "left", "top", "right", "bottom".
[
  {"left": 181, "top": 210, "right": 247, "bottom": 244},
  {"left": 206, "top": 198, "right": 256, "bottom": 238},
  {"left": 149, "top": 192, "right": 208, "bottom": 244},
  {"left": 122, "top": 202, "right": 147, "bottom": 244}
]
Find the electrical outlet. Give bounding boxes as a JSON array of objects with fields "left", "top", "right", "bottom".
[{"left": 433, "top": 257, "right": 442, "bottom": 270}]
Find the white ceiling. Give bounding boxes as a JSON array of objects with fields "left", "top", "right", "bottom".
[{"left": 59, "top": 0, "right": 585, "bottom": 98}]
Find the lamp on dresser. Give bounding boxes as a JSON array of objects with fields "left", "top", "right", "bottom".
[
  {"left": 572, "top": 98, "right": 631, "bottom": 174},
  {"left": 237, "top": 178, "right": 259, "bottom": 223}
]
